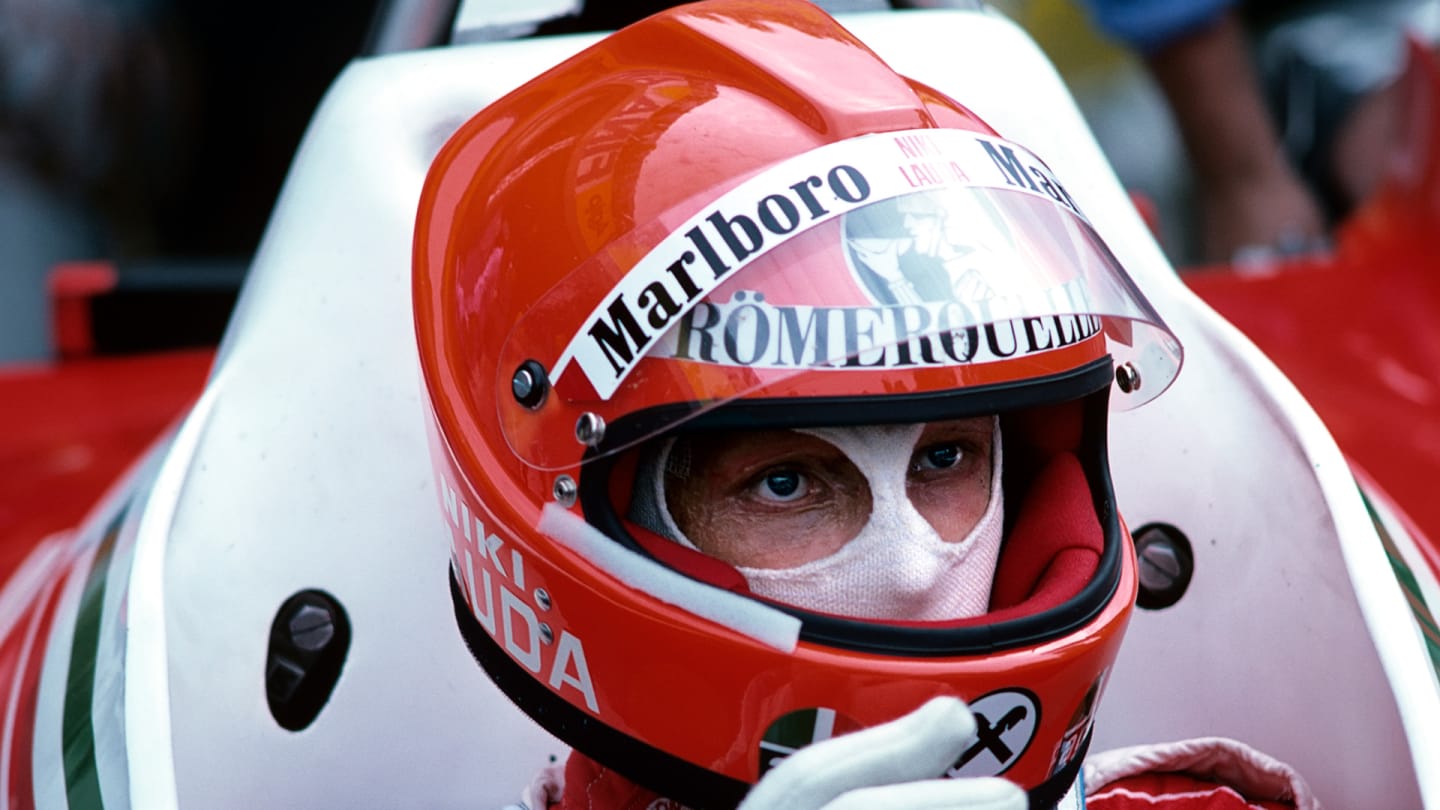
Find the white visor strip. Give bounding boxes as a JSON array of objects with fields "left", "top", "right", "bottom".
[
  {"left": 551, "top": 127, "right": 1086, "bottom": 398},
  {"left": 538, "top": 503, "right": 802, "bottom": 653}
]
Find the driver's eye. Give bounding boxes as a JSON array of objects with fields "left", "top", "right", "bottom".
[
  {"left": 760, "top": 470, "right": 804, "bottom": 501},
  {"left": 914, "top": 443, "right": 961, "bottom": 471}
]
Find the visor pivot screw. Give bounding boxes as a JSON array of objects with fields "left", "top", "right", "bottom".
[
  {"left": 553, "top": 475, "right": 578, "bottom": 507},
  {"left": 534, "top": 588, "right": 552, "bottom": 611},
  {"left": 575, "top": 412, "right": 606, "bottom": 447},
  {"left": 1115, "top": 362, "right": 1142, "bottom": 394},
  {"left": 539, "top": 623, "right": 555, "bottom": 645},
  {"left": 512, "top": 360, "right": 549, "bottom": 410}
]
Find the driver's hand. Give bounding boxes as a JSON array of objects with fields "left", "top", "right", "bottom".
[
  {"left": 737, "top": 697, "right": 1027, "bottom": 810},
  {"left": 1199, "top": 166, "right": 1328, "bottom": 265}
]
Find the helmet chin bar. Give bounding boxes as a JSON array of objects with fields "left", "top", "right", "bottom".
[
  {"left": 450, "top": 572, "right": 1090, "bottom": 810},
  {"left": 579, "top": 357, "right": 1122, "bottom": 657},
  {"left": 450, "top": 573, "right": 750, "bottom": 809}
]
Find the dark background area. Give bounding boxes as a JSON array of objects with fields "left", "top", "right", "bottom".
[{"left": 0, "top": 0, "right": 384, "bottom": 360}]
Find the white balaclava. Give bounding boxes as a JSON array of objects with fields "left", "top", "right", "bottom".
[{"left": 630, "top": 419, "right": 1004, "bottom": 620}]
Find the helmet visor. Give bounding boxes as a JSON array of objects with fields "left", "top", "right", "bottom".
[{"left": 498, "top": 129, "right": 1180, "bottom": 470}]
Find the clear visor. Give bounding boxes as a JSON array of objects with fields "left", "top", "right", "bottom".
[{"left": 500, "top": 132, "right": 1181, "bottom": 470}]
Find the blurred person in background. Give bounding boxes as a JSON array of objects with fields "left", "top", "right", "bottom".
[
  {"left": 515, "top": 0, "right": 1440, "bottom": 264},
  {"left": 1075, "top": 0, "right": 1439, "bottom": 263}
]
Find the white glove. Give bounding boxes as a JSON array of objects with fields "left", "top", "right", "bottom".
[{"left": 737, "top": 697, "right": 1028, "bottom": 810}]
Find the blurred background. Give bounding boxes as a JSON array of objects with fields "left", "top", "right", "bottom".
[
  {"left": 0, "top": 0, "right": 382, "bottom": 363},
  {"left": 0, "top": 0, "right": 1434, "bottom": 363}
]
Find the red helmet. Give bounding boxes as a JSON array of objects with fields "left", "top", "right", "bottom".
[{"left": 413, "top": 1, "right": 1181, "bottom": 806}]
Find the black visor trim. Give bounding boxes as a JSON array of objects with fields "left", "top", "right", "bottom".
[{"left": 597, "top": 358, "right": 1116, "bottom": 444}]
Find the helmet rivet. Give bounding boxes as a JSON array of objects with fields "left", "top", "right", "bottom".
[
  {"left": 575, "top": 413, "right": 606, "bottom": 446},
  {"left": 552, "top": 475, "right": 577, "bottom": 507},
  {"left": 511, "top": 360, "right": 549, "bottom": 409},
  {"left": 534, "top": 588, "right": 552, "bottom": 611},
  {"left": 1115, "top": 362, "right": 1142, "bottom": 394},
  {"left": 539, "top": 623, "right": 555, "bottom": 645}
]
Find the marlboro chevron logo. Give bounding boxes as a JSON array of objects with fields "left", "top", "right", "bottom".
[
  {"left": 758, "top": 707, "right": 864, "bottom": 775},
  {"left": 550, "top": 129, "right": 1087, "bottom": 399}
]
